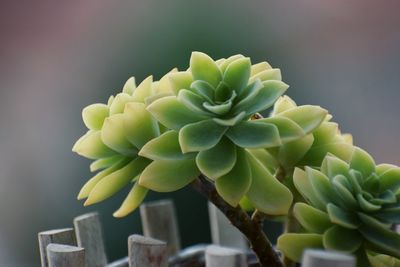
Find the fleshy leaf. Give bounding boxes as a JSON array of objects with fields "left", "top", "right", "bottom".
[
  {"left": 226, "top": 121, "right": 281, "bottom": 148},
  {"left": 178, "top": 89, "right": 212, "bottom": 116},
  {"left": 139, "top": 130, "right": 191, "bottom": 160},
  {"left": 272, "top": 96, "right": 297, "bottom": 115},
  {"left": 306, "top": 167, "right": 338, "bottom": 205},
  {"left": 278, "top": 105, "right": 328, "bottom": 134},
  {"left": 85, "top": 157, "right": 150, "bottom": 205},
  {"left": 293, "top": 203, "right": 331, "bottom": 234},
  {"left": 215, "top": 148, "right": 251, "bottom": 206},
  {"left": 250, "top": 61, "right": 272, "bottom": 76},
  {"left": 190, "top": 80, "right": 214, "bottom": 103},
  {"left": 82, "top": 104, "right": 109, "bottom": 130},
  {"left": 357, "top": 194, "right": 381, "bottom": 212},
  {"left": 278, "top": 134, "right": 314, "bottom": 168},
  {"left": 147, "top": 96, "right": 209, "bottom": 130},
  {"left": 190, "top": 52, "right": 222, "bottom": 88},
  {"left": 213, "top": 111, "right": 247, "bottom": 126},
  {"left": 219, "top": 55, "right": 244, "bottom": 73},
  {"left": 139, "top": 158, "right": 200, "bottom": 192},
  {"left": 179, "top": 119, "right": 227, "bottom": 153},
  {"left": 376, "top": 164, "right": 398, "bottom": 176},
  {"left": 90, "top": 155, "right": 124, "bottom": 172},
  {"left": 323, "top": 225, "right": 362, "bottom": 252},
  {"left": 327, "top": 203, "right": 359, "bottom": 229},
  {"left": 300, "top": 142, "right": 354, "bottom": 167},
  {"left": 72, "top": 131, "right": 115, "bottom": 159},
  {"left": 122, "top": 76, "right": 136, "bottom": 95},
  {"left": 332, "top": 175, "right": 358, "bottom": 209},
  {"left": 379, "top": 168, "right": 400, "bottom": 193},
  {"left": 277, "top": 233, "right": 323, "bottom": 262},
  {"left": 311, "top": 122, "right": 338, "bottom": 147},
  {"left": 249, "top": 69, "right": 281, "bottom": 84},
  {"left": 203, "top": 100, "right": 233, "bottom": 115},
  {"left": 101, "top": 114, "right": 137, "bottom": 156},
  {"left": 123, "top": 102, "right": 160, "bottom": 149},
  {"left": 259, "top": 117, "right": 305, "bottom": 143},
  {"left": 169, "top": 71, "right": 193, "bottom": 95},
  {"left": 350, "top": 147, "right": 375, "bottom": 178},
  {"left": 109, "top": 93, "right": 134, "bottom": 115},
  {"left": 321, "top": 155, "right": 349, "bottom": 178},
  {"left": 223, "top": 57, "right": 251, "bottom": 95},
  {"left": 132, "top": 76, "right": 153, "bottom": 102},
  {"left": 293, "top": 167, "right": 326, "bottom": 210},
  {"left": 245, "top": 152, "right": 293, "bottom": 215},
  {"left": 196, "top": 137, "right": 236, "bottom": 180},
  {"left": 113, "top": 182, "right": 148, "bottom": 217}
]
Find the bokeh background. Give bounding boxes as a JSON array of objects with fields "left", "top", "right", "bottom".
[{"left": 1, "top": 0, "right": 400, "bottom": 265}]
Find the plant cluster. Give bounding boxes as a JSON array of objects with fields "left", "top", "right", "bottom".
[{"left": 73, "top": 52, "right": 400, "bottom": 267}]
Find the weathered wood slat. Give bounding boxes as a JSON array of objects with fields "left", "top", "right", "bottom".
[
  {"left": 205, "top": 245, "right": 247, "bottom": 267},
  {"left": 106, "top": 256, "right": 129, "bottom": 267},
  {"left": 73, "top": 212, "right": 107, "bottom": 267},
  {"left": 208, "top": 202, "right": 248, "bottom": 250},
  {"left": 140, "top": 199, "right": 180, "bottom": 256},
  {"left": 46, "top": 243, "right": 85, "bottom": 267},
  {"left": 128, "top": 234, "right": 168, "bottom": 267},
  {"left": 301, "top": 249, "right": 356, "bottom": 267},
  {"left": 38, "top": 228, "right": 77, "bottom": 267}
]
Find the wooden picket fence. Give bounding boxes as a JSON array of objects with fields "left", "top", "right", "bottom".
[{"left": 38, "top": 199, "right": 356, "bottom": 267}]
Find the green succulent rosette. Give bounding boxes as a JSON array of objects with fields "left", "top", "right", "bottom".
[
  {"left": 277, "top": 148, "right": 400, "bottom": 266},
  {"left": 142, "top": 52, "right": 328, "bottom": 215},
  {"left": 72, "top": 71, "right": 190, "bottom": 217}
]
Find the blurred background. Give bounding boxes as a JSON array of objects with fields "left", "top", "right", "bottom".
[{"left": 1, "top": 0, "right": 400, "bottom": 265}]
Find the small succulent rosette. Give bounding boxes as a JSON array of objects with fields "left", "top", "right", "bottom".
[
  {"left": 142, "top": 52, "right": 328, "bottom": 216},
  {"left": 72, "top": 72, "right": 179, "bottom": 217},
  {"left": 266, "top": 95, "right": 354, "bottom": 172},
  {"left": 277, "top": 148, "right": 400, "bottom": 266}
]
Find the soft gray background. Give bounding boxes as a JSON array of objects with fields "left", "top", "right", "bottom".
[{"left": 1, "top": 1, "right": 399, "bottom": 266}]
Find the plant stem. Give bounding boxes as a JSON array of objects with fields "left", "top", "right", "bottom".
[{"left": 191, "top": 175, "right": 284, "bottom": 267}]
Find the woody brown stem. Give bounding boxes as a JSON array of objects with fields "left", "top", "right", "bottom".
[{"left": 191, "top": 175, "right": 284, "bottom": 267}]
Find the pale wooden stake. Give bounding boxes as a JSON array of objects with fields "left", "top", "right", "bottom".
[
  {"left": 46, "top": 243, "right": 85, "bottom": 267},
  {"left": 128, "top": 234, "right": 167, "bottom": 267},
  {"left": 208, "top": 202, "right": 247, "bottom": 250},
  {"left": 38, "top": 228, "right": 77, "bottom": 267},
  {"left": 106, "top": 257, "right": 129, "bottom": 267},
  {"left": 302, "top": 249, "right": 356, "bottom": 267},
  {"left": 205, "top": 245, "right": 247, "bottom": 267},
  {"left": 73, "top": 212, "right": 107, "bottom": 267},
  {"left": 140, "top": 199, "right": 180, "bottom": 256}
]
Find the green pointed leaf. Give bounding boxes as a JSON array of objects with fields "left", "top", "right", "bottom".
[
  {"left": 294, "top": 203, "right": 331, "bottom": 233},
  {"left": 300, "top": 142, "right": 354, "bottom": 167},
  {"left": 132, "top": 76, "right": 153, "bottom": 102},
  {"left": 249, "top": 69, "right": 281, "bottom": 84},
  {"left": 357, "top": 194, "right": 381, "bottom": 212},
  {"left": 277, "top": 134, "right": 314, "bottom": 168},
  {"left": 272, "top": 96, "right": 297, "bottom": 115},
  {"left": 311, "top": 122, "right": 338, "bottom": 146},
  {"left": 101, "top": 114, "right": 137, "bottom": 156},
  {"left": 246, "top": 148, "right": 278, "bottom": 173},
  {"left": 327, "top": 203, "right": 359, "bottom": 229},
  {"left": 323, "top": 225, "right": 362, "bottom": 252},
  {"left": 278, "top": 105, "right": 328, "bottom": 134},
  {"left": 203, "top": 100, "right": 232, "bottom": 115},
  {"left": 213, "top": 111, "right": 247, "bottom": 126},
  {"left": 376, "top": 164, "right": 398, "bottom": 176},
  {"left": 235, "top": 79, "right": 263, "bottom": 103},
  {"left": 226, "top": 121, "right": 281, "bottom": 149},
  {"left": 78, "top": 158, "right": 130, "bottom": 199},
  {"left": 246, "top": 152, "right": 293, "bottom": 215},
  {"left": 321, "top": 155, "right": 349, "bottom": 178},
  {"left": 368, "top": 254, "right": 400, "bottom": 267},
  {"left": 233, "top": 80, "right": 288, "bottom": 115},
  {"left": 190, "top": 52, "right": 222, "bottom": 88},
  {"left": 144, "top": 92, "right": 174, "bottom": 106},
  {"left": 332, "top": 175, "right": 359, "bottom": 209},
  {"left": 380, "top": 168, "right": 400, "bottom": 193},
  {"left": 215, "top": 148, "right": 252, "bottom": 206},
  {"left": 190, "top": 80, "right": 214, "bottom": 103},
  {"left": 177, "top": 89, "right": 212, "bottom": 116},
  {"left": 109, "top": 93, "right": 134, "bottom": 115},
  {"left": 223, "top": 57, "right": 251, "bottom": 95},
  {"left": 123, "top": 102, "right": 160, "bottom": 149},
  {"left": 72, "top": 131, "right": 115, "bottom": 159},
  {"left": 214, "top": 81, "right": 231, "bottom": 102},
  {"left": 169, "top": 71, "right": 193, "bottom": 95},
  {"left": 147, "top": 96, "right": 209, "bottom": 130},
  {"left": 293, "top": 167, "right": 326, "bottom": 210},
  {"left": 122, "top": 76, "right": 136, "bottom": 95},
  {"left": 90, "top": 155, "right": 124, "bottom": 172},
  {"left": 153, "top": 68, "right": 177, "bottom": 94},
  {"left": 350, "top": 147, "right": 376, "bottom": 178},
  {"left": 358, "top": 213, "right": 400, "bottom": 258},
  {"left": 82, "top": 104, "right": 109, "bottom": 130},
  {"left": 196, "top": 137, "right": 236, "bottom": 180},
  {"left": 250, "top": 61, "right": 272, "bottom": 76},
  {"left": 306, "top": 167, "right": 339, "bottom": 205},
  {"left": 259, "top": 117, "right": 305, "bottom": 143},
  {"left": 85, "top": 157, "right": 150, "bottom": 205},
  {"left": 219, "top": 55, "right": 244, "bottom": 73},
  {"left": 139, "top": 158, "right": 200, "bottom": 192},
  {"left": 139, "top": 130, "right": 192, "bottom": 160},
  {"left": 277, "top": 233, "right": 323, "bottom": 262},
  {"left": 113, "top": 183, "right": 148, "bottom": 217},
  {"left": 179, "top": 119, "right": 227, "bottom": 153}
]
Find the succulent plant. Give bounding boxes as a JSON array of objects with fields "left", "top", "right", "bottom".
[
  {"left": 277, "top": 148, "right": 400, "bottom": 266},
  {"left": 141, "top": 52, "right": 330, "bottom": 215}
]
